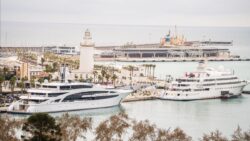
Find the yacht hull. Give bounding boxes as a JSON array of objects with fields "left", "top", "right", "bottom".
[
  {"left": 7, "top": 91, "right": 130, "bottom": 114},
  {"left": 159, "top": 84, "right": 246, "bottom": 101}
]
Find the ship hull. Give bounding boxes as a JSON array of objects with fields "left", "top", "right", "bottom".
[
  {"left": 7, "top": 92, "right": 130, "bottom": 114},
  {"left": 159, "top": 84, "right": 246, "bottom": 101}
]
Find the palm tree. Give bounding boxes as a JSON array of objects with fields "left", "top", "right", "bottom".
[
  {"left": 101, "top": 69, "right": 106, "bottom": 83},
  {"left": 0, "top": 75, "right": 5, "bottom": 93},
  {"left": 30, "top": 76, "right": 35, "bottom": 88},
  {"left": 152, "top": 64, "right": 156, "bottom": 79},
  {"left": 3, "top": 67, "right": 9, "bottom": 77},
  {"left": 93, "top": 71, "right": 98, "bottom": 83},
  {"left": 74, "top": 74, "right": 78, "bottom": 81},
  {"left": 41, "top": 57, "right": 45, "bottom": 68},
  {"left": 145, "top": 64, "right": 149, "bottom": 77},
  {"left": 128, "top": 65, "right": 135, "bottom": 85},
  {"left": 79, "top": 74, "right": 83, "bottom": 82},
  {"left": 38, "top": 78, "right": 44, "bottom": 84},
  {"left": 52, "top": 62, "right": 58, "bottom": 72},
  {"left": 48, "top": 74, "right": 52, "bottom": 82},
  {"left": 143, "top": 64, "right": 147, "bottom": 77},
  {"left": 149, "top": 64, "right": 152, "bottom": 77},
  {"left": 105, "top": 73, "right": 110, "bottom": 84},
  {"left": 20, "top": 78, "right": 25, "bottom": 94},
  {"left": 9, "top": 76, "right": 16, "bottom": 93},
  {"left": 98, "top": 75, "right": 102, "bottom": 83},
  {"left": 111, "top": 74, "right": 117, "bottom": 87}
]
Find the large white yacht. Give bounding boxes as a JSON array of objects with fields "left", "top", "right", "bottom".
[
  {"left": 159, "top": 61, "right": 248, "bottom": 101},
  {"left": 7, "top": 88, "right": 132, "bottom": 114},
  {"left": 7, "top": 66, "right": 132, "bottom": 114}
]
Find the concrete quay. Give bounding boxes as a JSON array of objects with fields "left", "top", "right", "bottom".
[
  {"left": 95, "top": 57, "right": 250, "bottom": 62},
  {"left": 115, "top": 57, "right": 250, "bottom": 62},
  {"left": 123, "top": 96, "right": 157, "bottom": 102}
]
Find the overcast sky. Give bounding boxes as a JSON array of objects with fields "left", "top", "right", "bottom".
[{"left": 1, "top": 0, "right": 250, "bottom": 26}]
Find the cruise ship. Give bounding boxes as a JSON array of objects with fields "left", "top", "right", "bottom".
[
  {"left": 159, "top": 61, "right": 248, "bottom": 101},
  {"left": 7, "top": 66, "right": 132, "bottom": 114}
]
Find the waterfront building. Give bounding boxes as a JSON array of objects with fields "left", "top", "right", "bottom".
[
  {"left": 20, "top": 63, "right": 29, "bottom": 79},
  {"left": 43, "top": 46, "right": 77, "bottom": 55},
  {"left": 95, "top": 31, "right": 233, "bottom": 60},
  {"left": 29, "top": 68, "right": 43, "bottom": 79},
  {"left": 113, "top": 47, "right": 230, "bottom": 58}
]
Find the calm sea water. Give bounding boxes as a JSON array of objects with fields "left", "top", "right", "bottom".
[
  {"left": 1, "top": 21, "right": 250, "bottom": 58},
  {"left": 1, "top": 22, "right": 250, "bottom": 139}
]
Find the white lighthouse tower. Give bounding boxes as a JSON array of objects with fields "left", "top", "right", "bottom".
[{"left": 79, "top": 29, "right": 95, "bottom": 73}]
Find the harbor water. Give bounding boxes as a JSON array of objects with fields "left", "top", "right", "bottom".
[
  {"left": 1, "top": 22, "right": 250, "bottom": 139},
  {"left": 94, "top": 61, "right": 250, "bottom": 139}
]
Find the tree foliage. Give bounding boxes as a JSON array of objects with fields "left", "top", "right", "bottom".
[
  {"left": 231, "top": 126, "right": 250, "bottom": 141},
  {"left": 0, "top": 75, "right": 5, "bottom": 93},
  {"left": 95, "top": 113, "right": 130, "bottom": 141},
  {"left": 1, "top": 112, "right": 250, "bottom": 141},
  {"left": 156, "top": 127, "right": 192, "bottom": 141},
  {"left": 0, "top": 115, "right": 23, "bottom": 141},
  {"left": 201, "top": 130, "right": 228, "bottom": 141},
  {"left": 57, "top": 113, "right": 92, "bottom": 141},
  {"left": 130, "top": 120, "right": 156, "bottom": 141},
  {"left": 22, "top": 113, "right": 61, "bottom": 141},
  {"left": 10, "top": 76, "right": 17, "bottom": 93}
]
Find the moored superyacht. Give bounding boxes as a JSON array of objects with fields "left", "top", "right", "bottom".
[
  {"left": 7, "top": 66, "right": 132, "bottom": 114},
  {"left": 159, "top": 61, "right": 248, "bottom": 101},
  {"left": 7, "top": 88, "right": 132, "bottom": 114}
]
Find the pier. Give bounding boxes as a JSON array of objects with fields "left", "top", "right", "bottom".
[
  {"left": 123, "top": 96, "right": 157, "bottom": 102},
  {"left": 95, "top": 57, "right": 250, "bottom": 62}
]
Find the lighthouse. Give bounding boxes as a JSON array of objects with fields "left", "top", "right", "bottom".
[{"left": 79, "top": 29, "right": 95, "bottom": 73}]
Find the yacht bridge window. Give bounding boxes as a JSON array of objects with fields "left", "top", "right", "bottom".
[
  {"left": 60, "top": 86, "right": 71, "bottom": 90},
  {"left": 31, "top": 93, "right": 46, "bottom": 96},
  {"left": 62, "top": 92, "right": 118, "bottom": 102},
  {"left": 48, "top": 93, "right": 66, "bottom": 97},
  {"left": 216, "top": 77, "right": 238, "bottom": 81},
  {"left": 43, "top": 85, "right": 57, "bottom": 88},
  {"left": 203, "top": 83, "right": 215, "bottom": 86},
  {"left": 60, "top": 85, "right": 93, "bottom": 90},
  {"left": 204, "top": 79, "right": 215, "bottom": 81},
  {"left": 176, "top": 79, "right": 199, "bottom": 82},
  {"left": 217, "top": 81, "right": 241, "bottom": 85},
  {"left": 71, "top": 85, "right": 92, "bottom": 89}
]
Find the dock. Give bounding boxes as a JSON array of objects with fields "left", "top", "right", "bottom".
[
  {"left": 95, "top": 57, "right": 250, "bottom": 62},
  {"left": 117, "top": 58, "right": 250, "bottom": 62},
  {"left": 123, "top": 96, "right": 157, "bottom": 102}
]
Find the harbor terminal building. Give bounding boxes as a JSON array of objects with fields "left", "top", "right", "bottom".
[
  {"left": 112, "top": 46, "right": 230, "bottom": 58},
  {"left": 95, "top": 31, "right": 233, "bottom": 60}
]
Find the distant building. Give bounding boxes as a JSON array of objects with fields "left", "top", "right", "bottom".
[
  {"left": 29, "top": 68, "right": 43, "bottom": 79},
  {"left": 44, "top": 46, "right": 78, "bottom": 55},
  {"left": 113, "top": 47, "right": 230, "bottom": 58},
  {"left": 20, "top": 63, "right": 29, "bottom": 79}
]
